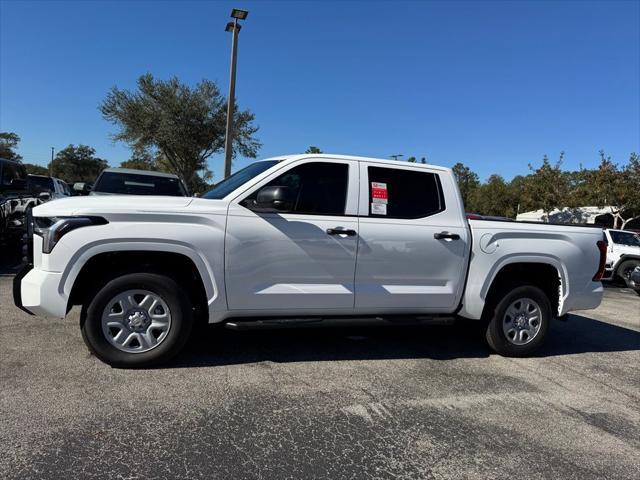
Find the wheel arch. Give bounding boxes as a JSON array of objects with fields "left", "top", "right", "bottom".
[
  {"left": 480, "top": 261, "right": 562, "bottom": 321},
  {"left": 64, "top": 243, "right": 215, "bottom": 318},
  {"left": 613, "top": 254, "right": 640, "bottom": 275},
  {"left": 459, "top": 254, "right": 566, "bottom": 320}
]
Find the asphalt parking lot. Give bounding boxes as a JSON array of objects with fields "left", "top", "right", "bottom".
[{"left": 1, "top": 276, "right": 639, "bottom": 480}]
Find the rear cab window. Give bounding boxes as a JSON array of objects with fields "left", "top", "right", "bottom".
[
  {"left": 28, "top": 176, "right": 54, "bottom": 191},
  {"left": 365, "top": 165, "right": 445, "bottom": 219},
  {"left": 94, "top": 172, "right": 186, "bottom": 196}
]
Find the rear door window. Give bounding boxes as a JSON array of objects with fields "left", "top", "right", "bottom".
[{"left": 367, "top": 166, "right": 444, "bottom": 219}]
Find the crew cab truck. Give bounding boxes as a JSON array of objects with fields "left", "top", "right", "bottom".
[{"left": 13, "top": 154, "right": 606, "bottom": 367}]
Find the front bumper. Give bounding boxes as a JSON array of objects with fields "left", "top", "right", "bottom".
[{"left": 13, "top": 266, "right": 67, "bottom": 318}]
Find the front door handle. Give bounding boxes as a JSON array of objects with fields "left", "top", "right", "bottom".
[
  {"left": 326, "top": 227, "right": 357, "bottom": 236},
  {"left": 434, "top": 231, "right": 460, "bottom": 240}
]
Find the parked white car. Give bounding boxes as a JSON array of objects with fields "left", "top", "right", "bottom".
[
  {"left": 14, "top": 154, "right": 606, "bottom": 367},
  {"left": 601, "top": 228, "right": 640, "bottom": 287}
]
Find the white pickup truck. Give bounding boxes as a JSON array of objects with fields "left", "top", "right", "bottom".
[
  {"left": 601, "top": 228, "right": 640, "bottom": 287},
  {"left": 13, "top": 154, "right": 606, "bottom": 367}
]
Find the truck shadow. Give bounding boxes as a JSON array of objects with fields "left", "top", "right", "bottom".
[{"left": 170, "top": 314, "right": 640, "bottom": 368}]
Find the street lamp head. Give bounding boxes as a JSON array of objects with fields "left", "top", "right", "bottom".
[
  {"left": 230, "top": 8, "right": 248, "bottom": 20},
  {"left": 225, "top": 22, "right": 240, "bottom": 32}
]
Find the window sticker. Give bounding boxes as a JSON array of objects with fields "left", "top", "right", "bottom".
[
  {"left": 371, "top": 182, "right": 388, "bottom": 204},
  {"left": 371, "top": 202, "right": 387, "bottom": 215}
]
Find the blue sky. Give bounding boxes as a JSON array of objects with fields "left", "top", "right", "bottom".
[{"left": 1, "top": 0, "right": 638, "bottom": 182}]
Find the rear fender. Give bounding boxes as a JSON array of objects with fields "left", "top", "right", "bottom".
[{"left": 459, "top": 254, "right": 565, "bottom": 320}]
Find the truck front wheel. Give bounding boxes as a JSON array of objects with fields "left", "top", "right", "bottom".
[
  {"left": 616, "top": 259, "right": 640, "bottom": 288},
  {"left": 485, "top": 285, "right": 551, "bottom": 357},
  {"left": 81, "top": 273, "right": 193, "bottom": 368}
]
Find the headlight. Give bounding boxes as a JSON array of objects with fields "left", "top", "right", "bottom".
[{"left": 33, "top": 216, "right": 108, "bottom": 253}]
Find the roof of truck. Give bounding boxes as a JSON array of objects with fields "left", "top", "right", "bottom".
[{"left": 259, "top": 154, "right": 451, "bottom": 173}]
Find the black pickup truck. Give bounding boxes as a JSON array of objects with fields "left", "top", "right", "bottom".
[{"left": 0, "top": 158, "right": 40, "bottom": 246}]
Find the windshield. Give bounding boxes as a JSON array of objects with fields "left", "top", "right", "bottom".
[
  {"left": 203, "top": 160, "right": 279, "bottom": 199},
  {"left": 28, "top": 176, "right": 54, "bottom": 191},
  {"left": 94, "top": 172, "right": 186, "bottom": 196},
  {"left": 610, "top": 230, "right": 640, "bottom": 247}
]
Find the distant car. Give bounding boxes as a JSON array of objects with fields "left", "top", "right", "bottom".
[
  {"left": 27, "top": 174, "right": 71, "bottom": 201},
  {"left": 630, "top": 266, "right": 640, "bottom": 296},
  {"left": 602, "top": 229, "right": 640, "bottom": 287},
  {"left": 91, "top": 168, "right": 188, "bottom": 196},
  {"left": 0, "top": 158, "right": 39, "bottom": 243}
]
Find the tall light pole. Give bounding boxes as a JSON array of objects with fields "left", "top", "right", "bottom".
[
  {"left": 49, "top": 147, "right": 54, "bottom": 176},
  {"left": 223, "top": 8, "right": 249, "bottom": 178}
]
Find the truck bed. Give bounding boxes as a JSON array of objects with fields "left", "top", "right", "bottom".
[{"left": 459, "top": 219, "right": 605, "bottom": 319}]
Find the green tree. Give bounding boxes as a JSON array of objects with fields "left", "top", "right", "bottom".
[
  {"left": 406, "top": 156, "right": 427, "bottom": 164},
  {"left": 508, "top": 175, "right": 532, "bottom": 216},
  {"left": 305, "top": 146, "right": 322, "bottom": 154},
  {"left": 50, "top": 144, "right": 108, "bottom": 183},
  {"left": 451, "top": 162, "right": 480, "bottom": 210},
  {"left": 620, "top": 152, "right": 640, "bottom": 228},
  {"left": 120, "top": 148, "right": 157, "bottom": 171},
  {"left": 471, "top": 174, "right": 513, "bottom": 217},
  {"left": 576, "top": 150, "right": 632, "bottom": 228},
  {"left": 562, "top": 169, "right": 590, "bottom": 209},
  {"left": 100, "top": 73, "right": 260, "bottom": 191},
  {"left": 523, "top": 153, "right": 568, "bottom": 221},
  {"left": 23, "top": 163, "right": 49, "bottom": 175},
  {"left": 583, "top": 151, "right": 640, "bottom": 228},
  {"left": 0, "top": 132, "right": 23, "bottom": 161}
]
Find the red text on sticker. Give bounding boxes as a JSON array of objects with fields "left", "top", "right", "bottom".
[{"left": 371, "top": 182, "right": 388, "bottom": 203}]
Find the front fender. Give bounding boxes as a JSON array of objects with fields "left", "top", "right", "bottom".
[{"left": 59, "top": 239, "right": 219, "bottom": 305}]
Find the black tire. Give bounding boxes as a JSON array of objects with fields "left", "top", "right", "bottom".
[
  {"left": 485, "top": 285, "right": 552, "bottom": 357},
  {"left": 81, "top": 273, "right": 193, "bottom": 368},
  {"left": 616, "top": 259, "right": 640, "bottom": 288}
]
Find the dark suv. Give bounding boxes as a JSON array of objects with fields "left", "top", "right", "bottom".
[{"left": 0, "top": 158, "right": 39, "bottom": 243}]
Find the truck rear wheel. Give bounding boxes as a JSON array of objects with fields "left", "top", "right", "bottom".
[
  {"left": 485, "top": 285, "right": 551, "bottom": 357},
  {"left": 81, "top": 273, "right": 193, "bottom": 368}
]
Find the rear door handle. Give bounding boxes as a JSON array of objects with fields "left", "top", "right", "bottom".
[
  {"left": 434, "top": 232, "right": 460, "bottom": 240},
  {"left": 326, "top": 227, "right": 357, "bottom": 236}
]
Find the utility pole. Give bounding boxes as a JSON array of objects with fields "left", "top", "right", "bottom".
[
  {"left": 49, "top": 147, "right": 54, "bottom": 176},
  {"left": 390, "top": 154, "right": 403, "bottom": 161},
  {"left": 223, "top": 9, "right": 249, "bottom": 179}
]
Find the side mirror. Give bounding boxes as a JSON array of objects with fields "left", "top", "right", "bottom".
[
  {"left": 256, "top": 185, "right": 294, "bottom": 211},
  {"left": 38, "top": 191, "right": 51, "bottom": 201}
]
